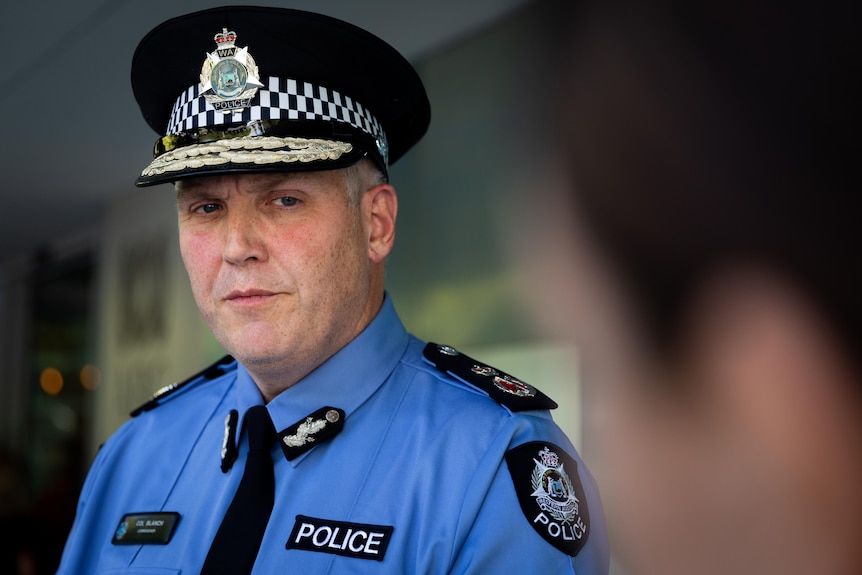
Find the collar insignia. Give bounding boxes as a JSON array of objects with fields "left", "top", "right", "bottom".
[
  {"left": 200, "top": 28, "right": 264, "bottom": 113},
  {"left": 278, "top": 407, "right": 345, "bottom": 461}
]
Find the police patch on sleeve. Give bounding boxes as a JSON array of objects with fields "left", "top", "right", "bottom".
[{"left": 505, "top": 442, "right": 590, "bottom": 556}]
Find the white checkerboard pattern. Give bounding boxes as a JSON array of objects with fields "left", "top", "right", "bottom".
[{"left": 166, "top": 76, "right": 386, "bottom": 145}]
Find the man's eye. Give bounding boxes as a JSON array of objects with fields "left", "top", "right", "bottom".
[
  {"left": 195, "top": 203, "right": 221, "bottom": 214},
  {"left": 277, "top": 197, "right": 299, "bottom": 207}
]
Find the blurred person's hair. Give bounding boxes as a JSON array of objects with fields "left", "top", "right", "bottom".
[{"left": 558, "top": 0, "right": 861, "bottom": 368}]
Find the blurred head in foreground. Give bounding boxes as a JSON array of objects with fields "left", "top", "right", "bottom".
[{"left": 519, "top": 0, "right": 862, "bottom": 573}]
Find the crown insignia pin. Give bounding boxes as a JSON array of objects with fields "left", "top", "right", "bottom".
[{"left": 199, "top": 28, "right": 264, "bottom": 113}]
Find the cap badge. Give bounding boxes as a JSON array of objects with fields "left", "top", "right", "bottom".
[{"left": 200, "top": 28, "right": 264, "bottom": 113}]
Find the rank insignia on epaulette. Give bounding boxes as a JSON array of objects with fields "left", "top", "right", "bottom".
[
  {"left": 422, "top": 343, "right": 558, "bottom": 411},
  {"left": 199, "top": 28, "right": 264, "bottom": 113},
  {"left": 506, "top": 442, "right": 590, "bottom": 556}
]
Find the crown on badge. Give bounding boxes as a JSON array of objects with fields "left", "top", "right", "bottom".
[
  {"left": 214, "top": 28, "right": 237, "bottom": 46},
  {"left": 539, "top": 447, "right": 560, "bottom": 469}
]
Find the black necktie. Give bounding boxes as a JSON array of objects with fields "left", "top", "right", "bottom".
[{"left": 201, "top": 405, "right": 276, "bottom": 575}]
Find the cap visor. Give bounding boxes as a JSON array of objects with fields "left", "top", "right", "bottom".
[{"left": 136, "top": 136, "right": 364, "bottom": 186}]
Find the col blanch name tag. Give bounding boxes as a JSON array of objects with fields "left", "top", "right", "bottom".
[
  {"left": 112, "top": 512, "right": 181, "bottom": 545},
  {"left": 287, "top": 515, "right": 394, "bottom": 561}
]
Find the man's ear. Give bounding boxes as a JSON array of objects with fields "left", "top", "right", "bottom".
[{"left": 363, "top": 183, "right": 398, "bottom": 264}]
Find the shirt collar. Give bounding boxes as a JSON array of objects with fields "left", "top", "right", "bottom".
[{"left": 233, "top": 293, "right": 408, "bottom": 463}]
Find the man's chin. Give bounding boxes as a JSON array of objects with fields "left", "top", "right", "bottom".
[{"left": 214, "top": 327, "right": 287, "bottom": 365}]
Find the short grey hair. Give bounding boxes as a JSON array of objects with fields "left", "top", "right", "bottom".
[{"left": 341, "top": 158, "right": 388, "bottom": 207}]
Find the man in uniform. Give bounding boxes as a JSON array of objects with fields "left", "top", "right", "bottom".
[{"left": 56, "top": 6, "right": 609, "bottom": 574}]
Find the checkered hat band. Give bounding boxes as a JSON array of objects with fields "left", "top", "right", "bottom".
[{"left": 166, "top": 76, "right": 386, "bottom": 143}]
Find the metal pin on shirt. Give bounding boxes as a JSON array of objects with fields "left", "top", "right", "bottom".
[
  {"left": 221, "top": 409, "right": 239, "bottom": 472},
  {"left": 278, "top": 406, "right": 346, "bottom": 461}
]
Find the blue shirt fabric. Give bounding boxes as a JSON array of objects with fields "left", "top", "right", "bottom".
[{"left": 57, "top": 296, "right": 610, "bottom": 574}]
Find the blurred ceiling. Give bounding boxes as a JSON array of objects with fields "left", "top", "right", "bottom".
[{"left": 2, "top": 0, "right": 531, "bottom": 264}]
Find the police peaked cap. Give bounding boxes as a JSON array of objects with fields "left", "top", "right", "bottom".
[{"left": 132, "top": 5, "right": 431, "bottom": 186}]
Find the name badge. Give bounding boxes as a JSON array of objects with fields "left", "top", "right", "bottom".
[
  {"left": 287, "top": 515, "right": 394, "bottom": 561},
  {"left": 112, "top": 512, "right": 181, "bottom": 545}
]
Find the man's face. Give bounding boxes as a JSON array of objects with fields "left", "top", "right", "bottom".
[{"left": 176, "top": 170, "right": 380, "bottom": 383}]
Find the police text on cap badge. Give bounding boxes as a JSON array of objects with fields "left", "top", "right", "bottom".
[{"left": 200, "top": 28, "right": 263, "bottom": 113}]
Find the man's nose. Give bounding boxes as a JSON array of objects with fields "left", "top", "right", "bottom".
[{"left": 222, "top": 207, "right": 267, "bottom": 265}]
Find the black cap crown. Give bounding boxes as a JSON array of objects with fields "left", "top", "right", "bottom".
[{"left": 132, "top": 6, "right": 431, "bottom": 186}]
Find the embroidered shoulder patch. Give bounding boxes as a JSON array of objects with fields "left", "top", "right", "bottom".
[
  {"left": 505, "top": 442, "right": 590, "bottom": 556},
  {"left": 422, "top": 342, "right": 557, "bottom": 411}
]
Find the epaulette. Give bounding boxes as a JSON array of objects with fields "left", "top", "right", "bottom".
[
  {"left": 130, "top": 355, "right": 235, "bottom": 417},
  {"left": 422, "top": 342, "right": 558, "bottom": 412}
]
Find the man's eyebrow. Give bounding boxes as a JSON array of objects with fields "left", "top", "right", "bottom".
[
  {"left": 246, "top": 173, "right": 301, "bottom": 193},
  {"left": 175, "top": 176, "right": 211, "bottom": 192},
  {"left": 176, "top": 173, "right": 304, "bottom": 198},
  {"left": 175, "top": 181, "right": 211, "bottom": 203}
]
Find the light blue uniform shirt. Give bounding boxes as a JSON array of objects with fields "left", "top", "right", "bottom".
[{"left": 57, "top": 296, "right": 609, "bottom": 574}]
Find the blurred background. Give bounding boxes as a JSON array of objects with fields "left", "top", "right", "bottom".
[{"left": 0, "top": 1, "right": 587, "bottom": 573}]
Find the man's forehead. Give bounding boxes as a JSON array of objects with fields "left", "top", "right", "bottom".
[{"left": 175, "top": 171, "right": 338, "bottom": 194}]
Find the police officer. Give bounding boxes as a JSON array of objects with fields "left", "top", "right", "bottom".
[{"left": 56, "top": 6, "right": 609, "bottom": 574}]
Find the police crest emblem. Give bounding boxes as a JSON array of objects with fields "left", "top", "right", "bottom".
[
  {"left": 505, "top": 442, "right": 590, "bottom": 556},
  {"left": 199, "top": 28, "right": 264, "bottom": 113},
  {"left": 531, "top": 446, "right": 580, "bottom": 523}
]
